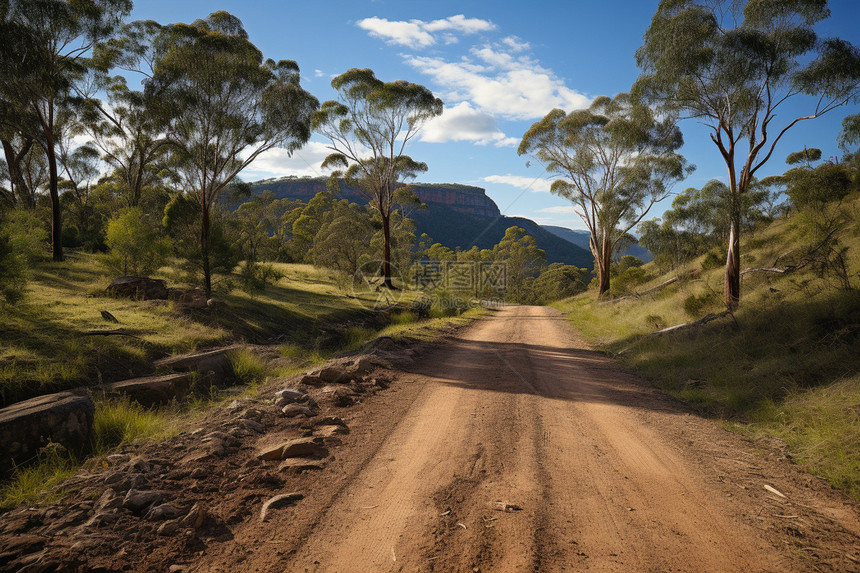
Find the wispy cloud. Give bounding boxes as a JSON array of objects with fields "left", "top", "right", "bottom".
[
  {"left": 356, "top": 15, "right": 495, "bottom": 49},
  {"left": 422, "top": 102, "right": 518, "bottom": 147},
  {"left": 406, "top": 47, "right": 590, "bottom": 120},
  {"left": 483, "top": 174, "right": 553, "bottom": 193},
  {"left": 240, "top": 141, "right": 333, "bottom": 180},
  {"left": 536, "top": 206, "right": 577, "bottom": 214}
]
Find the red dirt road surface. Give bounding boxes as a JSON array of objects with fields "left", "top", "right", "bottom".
[{"left": 198, "top": 306, "right": 860, "bottom": 572}]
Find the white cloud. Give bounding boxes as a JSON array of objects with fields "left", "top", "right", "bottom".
[
  {"left": 314, "top": 69, "right": 325, "bottom": 78},
  {"left": 405, "top": 48, "right": 590, "bottom": 120},
  {"left": 502, "top": 36, "right": 530, "bottom": 52},
  {"left": 537, "top": 206, "right": 578, "bottom": 214},
  {"left": 239, "top": 141, "right": 333, "bottom": 180},
  {"left": 424, "top": 15, "right": 495, "bottom": 34},
  {"left": 356, "top": 15, "right": 494, "bottom": 49},
  {"left": 483, "top": 174, "right": 553, "bottom": 193},
  {"left": 421, "top": 102, "right": 517, "bottom": 147}
]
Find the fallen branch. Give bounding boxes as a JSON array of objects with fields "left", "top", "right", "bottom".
[
  {"left": 82, "top": 329, "right": 142, "bottom": 339},
  {"left": 612, "top": 276, "right": 679, "bottom": 303},
  {"left": 741, "top": 267, "right": 791, "bottom": 275},
  {"left": 648, "top": 310, "right": 730, "bottom": 337}
]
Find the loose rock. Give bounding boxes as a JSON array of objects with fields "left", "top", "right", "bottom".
[
  {"left": 122, "top": 490, "right": 163, "bottom": 514},
  {"left": 260, "top": 493, "right": 304, "bottom": 522},
  {"left": 281, "top": 404, "right": 315, "bottom": 418},
  {"left": 257, "top": 437, "right": 327, "bottom": 461}
]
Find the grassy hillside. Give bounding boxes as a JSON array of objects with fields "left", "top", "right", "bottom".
[
  {"left": 555, "top": 200, "right": 860, "bottom": 501},
  {"left": 0, "top": 255, "right": 414, "bottom": 407}
]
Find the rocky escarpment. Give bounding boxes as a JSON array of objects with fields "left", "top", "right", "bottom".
[{"left": 248, "top": 177, "right": 501, "bottom": 218}]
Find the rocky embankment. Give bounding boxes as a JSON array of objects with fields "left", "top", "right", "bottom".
[{"left": 0, "top": 337, "right": 418, "bottom": 573}]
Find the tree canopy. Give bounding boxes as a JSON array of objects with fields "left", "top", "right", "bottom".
[
  {"left": 313, "top": 68, "right": 443, "bottom": 288},
  {"left": 518, "top": 92, "right": 689, "bottom": 297},
  {"left": 145, "top": 11, "right": 318, "bottom": 296},
  {"left": 635, "top": 0, "right": 860, "bottom": 307}
]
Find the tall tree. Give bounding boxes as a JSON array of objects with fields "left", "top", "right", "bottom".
[
  {"left": 82, "top": 20, "right": 170, "bottom": 208},
  {"left": 0, "top": 0, "right": 131, "bottom": 260},
  {"left": 313, "top": 68, "right": 443, "bottom": 289},
  {"left": 146, "top": 11, "right": 318, "bottom": 296},
  {"left": 492, "top": 226, "right": 546, "bottom": 304},
  {"left": 519, "top": 93, "right": 689, "bottom": 297},
  {"left": 635, "top": 0, "right": 860, "bottom": 308}
]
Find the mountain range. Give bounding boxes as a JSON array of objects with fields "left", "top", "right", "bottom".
[{"left": 247, "top": 176, "right": 649, "bottom": 269}]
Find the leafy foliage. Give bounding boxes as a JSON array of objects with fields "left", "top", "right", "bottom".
[
  {"left": 313, "top": 68, "right": 442, "bottom": 288},
  {"left": 635, "top": 0, "right": 860, "bottom": 307},
  {"left": 518, "top": 92, "right": 689, "bottom": 296},
  {"left": 103, "top": 207, "right": 170, "bottom": 276}
]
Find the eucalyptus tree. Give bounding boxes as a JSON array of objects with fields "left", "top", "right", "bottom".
[
  {"left": 635, "top": 0, "right": 860, "bottom": 309},
  {"left": 81, "top": 20, "right": 170, "bottom": 208},
  {"left": 0, "top": 0, "right": 132, "bottom": 260},
  {"left": 313, "top": 69, "right": 443, "bottom": 289},
  {"left": 519, "top": 93, "right": 689, "bottom": 297},
  {"left": 145, "top": 11, "right": 318, "bottom": 296},
  {"left": 492, "top": 226, "right": 546, "bottom": 304}
]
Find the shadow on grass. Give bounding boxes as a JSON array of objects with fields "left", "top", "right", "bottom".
[
  {"left": 0, "top": 307, "right": 154, "bottom": 408},
  {"left": 601, "top": 289, "right": 860, "bottom": 419}
]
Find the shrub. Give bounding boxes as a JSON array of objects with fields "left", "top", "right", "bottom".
[
  {"left": 238, "top": 261, "right": 284, "bottom": 295},
  {"left": 683, "top": 291, "right": 721, "bottom": 317},
  {"left": 390, "top": 311, "right": 418, "bottom": 325},
  {"left": 0, "top": 209, "right": 45, "bottom": 303},
  {"left": 701, "top": 250, "right": 723, "bottom": 270},
  {"left": 103, "top": 207, "right": 171, "bottom": 276}
]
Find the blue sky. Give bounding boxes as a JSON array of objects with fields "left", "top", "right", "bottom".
[{"left": 130, "top": 0, "right": 860, "bottom": 231}]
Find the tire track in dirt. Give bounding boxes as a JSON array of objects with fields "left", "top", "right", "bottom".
[{"left": 197, "top": 305, "right": 859, "bottom": 572}]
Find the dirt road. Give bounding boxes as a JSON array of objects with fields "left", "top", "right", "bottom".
[{"left": 196, "top": 305, "right": 859, "bottom": 573}]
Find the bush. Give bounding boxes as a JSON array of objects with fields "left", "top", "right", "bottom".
[
  {"left": 238, "top": 261, "right": 284, "bottom": 295},
  {"left": 0, "top": 210, "right": 45, "bottom": 303},
  {"left": 103, "top": 207, "right": 171, "bottom": 275},
  {"left": 683, "top": 291, "right": 721, "bottom": 317},
  {"left": 611, "top": 266, "right": 651, "bottom": 296},
  {"left": 701, "top": 249, "right": 723, "bottom": 270}
]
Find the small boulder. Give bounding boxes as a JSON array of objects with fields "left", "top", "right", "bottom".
[
  {"left": 239, "top": 419, "right": 264, "bottom": 433},
  {"left": 122, "top": 490, "right": 163, "bottom": 513},
  {"left": 0, "top": 391, "right": 95, "bottom": 478},
  {"left": 278, "top": 459, "right": 326, "bottom": 472},
  {"left": 180, "top": 503, "right": 207, "bottom": 529},
  {"left": 257, "top": 437, "right": 327, "bottom": 461},
  {"left": 319, "top": 385, "right": 357, "bottom": 407},
  {"left": 299, "top": 374, "right": 323, "bottom": 387},
  {"left": 105, "top": 374, "right": 192, "bottom": 407},
  {"left": 107, "top": 276, "right": 168, "bottom": 300},
  {"left": 281, "top": 404, "right": 315, "bottom": 418},
  {"left": 146, "top": 503, "right": 182, "bottom": 521},
  {"left": 260, "top": 493, "right": 303, "bottom": 522},
  {"left": 94, "top": 489, "right": 122, "bottom": 512},
  {"left": 318, "top": 366, "right": 351, "bottom": 384},
  {"left": 274, "top": 389, "right": 306, "bottom": 407}
]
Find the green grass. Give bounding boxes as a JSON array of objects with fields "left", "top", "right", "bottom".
[
  {"left": 91, "top": 397, "right": 178, "bottom": 454},
  {"left": 227, "top": 347, "right": 268, "bottom": 387},
  {"left": 0, "top": 449, "right": 78, "bottom": 511},
  {"left": 555, "top": 198, "right": 860, "bottom": 501},
  {"left": 0, "top": 257, "right": 419, "bottom": 407}
]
